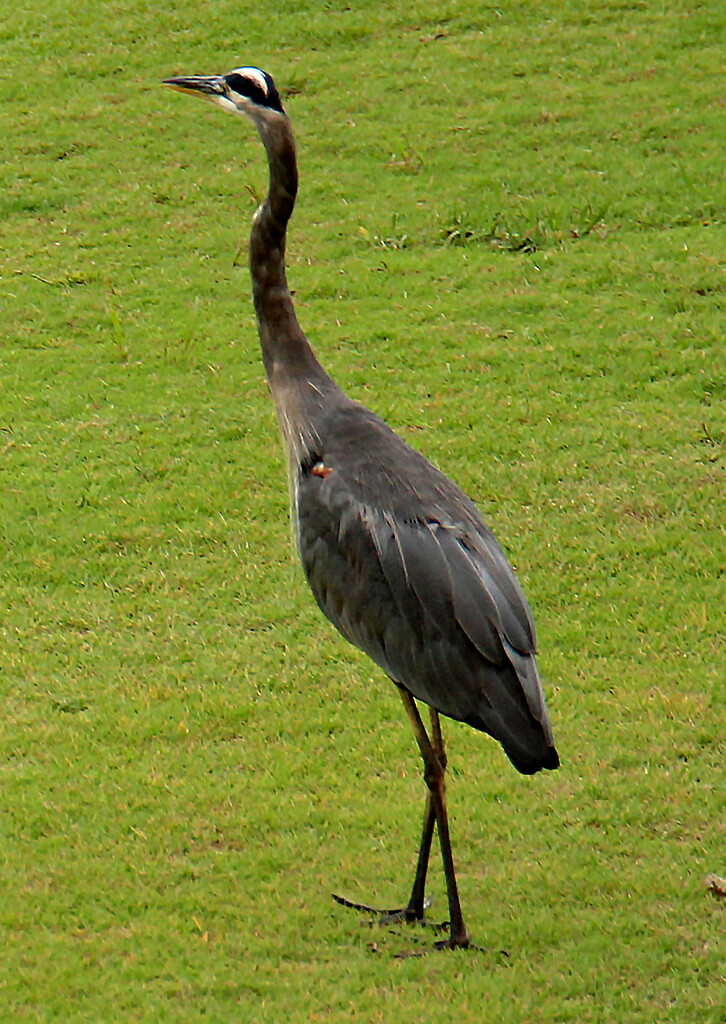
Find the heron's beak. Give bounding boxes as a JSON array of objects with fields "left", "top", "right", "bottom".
[{"left": 163, "top": 75, "right": 226, "bottom": 99}]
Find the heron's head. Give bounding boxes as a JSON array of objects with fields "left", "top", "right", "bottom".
[{"left": 163, "top": 66, "right": 285, "bottom": 126}]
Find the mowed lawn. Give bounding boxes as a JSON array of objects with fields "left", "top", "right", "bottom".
[{"left": 1, "top": 1, "right": 723, "bottom": 1020}]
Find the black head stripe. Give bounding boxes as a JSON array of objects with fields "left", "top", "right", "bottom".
[
  {"left": 261, "top": 72, "right": 284, "bottom": 113},
  {"left": 224, "top": 70, "right": 284, "bottom": 113}
]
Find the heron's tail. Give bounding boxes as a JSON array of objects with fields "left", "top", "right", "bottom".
[{"left": 506, "top": 743, "right": 560, "bottom": 775}]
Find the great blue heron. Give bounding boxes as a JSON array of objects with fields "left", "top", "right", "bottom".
[{"left": 163, "top": 66, "right": 559, "bottom": 950}]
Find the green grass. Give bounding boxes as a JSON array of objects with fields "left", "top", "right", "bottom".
[{"left": 1, "top": 0, "right": 724, "bottom": 1020}]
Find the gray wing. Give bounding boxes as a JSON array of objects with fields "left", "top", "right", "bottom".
[{"left": 296, "top": 402, "right": 558, "bottom": 774}]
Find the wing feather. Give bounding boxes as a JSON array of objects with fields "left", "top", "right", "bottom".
[
  {"left": 502, "top": 638, "right": 553, "bottom": 740},
  {"left": 431, "top": 526, "right": 506, "bottom": 663},
  {"left": 366, "top": 510, "right": 422, "bottom": 636},
  {"left": 393, "top": 519, "right": 454, "bottom": 630},
  {"left": 448, "top": 531, "right": 535, "bottom": 654}
]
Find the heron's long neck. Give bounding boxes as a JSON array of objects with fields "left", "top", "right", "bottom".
[{"left": 250, "top": 115, "right": 342, "bottom": 460}]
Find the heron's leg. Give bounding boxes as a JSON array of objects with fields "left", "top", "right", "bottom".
[
  {"left": 403, "top": 791, "right": 435, "bottom": 919},
  {"left": 403, "top": 708, "right": 446, "bottom": 919},
  {"left": 398, "top": 688, "right": 470, "bottom": 949}
]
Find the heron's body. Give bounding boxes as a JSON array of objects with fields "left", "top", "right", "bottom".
[
  {"left": 164, "top": 66, "right": 559, "bottom": 949},
  {"left": 297, "top": 399, "right": 555, "bottom": 774}
]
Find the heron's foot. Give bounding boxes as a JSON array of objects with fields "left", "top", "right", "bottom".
[
  {"left": 434, "top": 931, "right": 472, "bottom": 951},
  {"left": 332, "top": 892, "right": 440, "bottom": 927}
]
